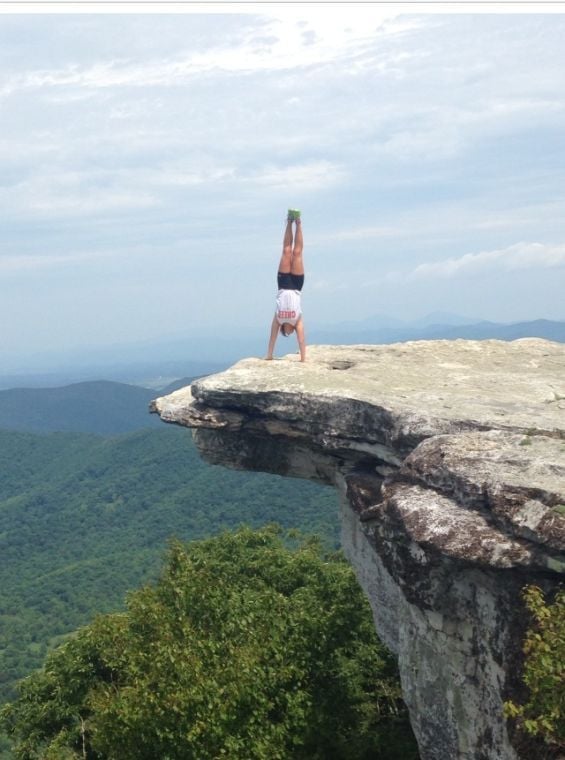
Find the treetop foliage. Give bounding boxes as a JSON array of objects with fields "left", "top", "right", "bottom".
[{"left": 1, "top": 526, "right": 418, "bottom": 760}]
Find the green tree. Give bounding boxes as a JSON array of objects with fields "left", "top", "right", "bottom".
[
  {"left": 504, "top": 585, "right": 565, "bottom": 749},
  {"left": 1, "top": 526, "right": 417, "bottom": 760}
]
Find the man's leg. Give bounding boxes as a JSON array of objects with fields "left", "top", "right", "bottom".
[
  {"left": 290, "top": 218, "right": 304, "bottom": 275},
  {"left": 277, "top": 218, "right": 294, "bottom": 273}
]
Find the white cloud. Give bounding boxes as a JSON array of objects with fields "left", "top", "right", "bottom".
[
  {"left": 470, "top": 202, "right": 565, "bottom": 232},
  {"left": 408, "top": 242, "right": 565, "bottom": 280},
  {"left": 0, "top": 10, "right": 403, "bottom": 98},
  {"left": 0, "top": 250, "right": 113, "bottom": 274},
  {"left": 252, "top": 160, "right": 346, "bottom": 191},
  {"left": 314, "top": 225, "right": 401, "bottom": 244},
  {"left": 0, "top": 171, "right": 158, "bottom": 218},
  {"left": 310, "top": 278, "right": 349, "bottom": 294}
]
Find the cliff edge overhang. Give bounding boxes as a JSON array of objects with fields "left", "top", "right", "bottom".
[{"left": 151, "top": 339, "right": 565, "bottom": 760}]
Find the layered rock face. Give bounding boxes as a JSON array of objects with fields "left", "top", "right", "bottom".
[{"left": 151, "top": 339, "right": 565, "bottom": 760}]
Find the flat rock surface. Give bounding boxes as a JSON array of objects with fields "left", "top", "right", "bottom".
[
  {"left": 157, "top": 339, "right": 565, "bottom": 437},
  {"left": 152, "top": 339, "right": 565, "bottom": 563}
]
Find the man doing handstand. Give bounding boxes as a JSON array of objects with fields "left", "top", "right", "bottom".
[{"left": 265, "top": 209, "right": 306, "bottom": 362}]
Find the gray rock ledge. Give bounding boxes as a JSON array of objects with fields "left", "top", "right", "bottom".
[{"left": 151, "top": 339, "right": 565, "bottom": 760}]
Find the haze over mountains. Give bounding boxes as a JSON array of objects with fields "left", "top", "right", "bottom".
[
  {"left": 0, "top": 379, "right": 194, "bottom": 435},
  {"left": 310, "top": 316, "right": 565, "bottom": 346},
  {"left": 0, "top": 381, "right": 161, "bottom": 435},
  {"left": 2, "top": 315, "right": 564, "bottom": 391}
]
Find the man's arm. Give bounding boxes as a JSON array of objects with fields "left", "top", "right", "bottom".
[
  {"left": 265, "top": 315, "right": 279, "bottom": 359},
  {"left": 295, "top": 318, "right": 306, "bottom": 362}
]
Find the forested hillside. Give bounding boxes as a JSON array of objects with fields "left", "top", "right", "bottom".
[
  {"left": 0, "top": 381, "right": 162, "bottom": 434},
  {"left": 0, "top": 425, "right": 339, "bottom": 707}
]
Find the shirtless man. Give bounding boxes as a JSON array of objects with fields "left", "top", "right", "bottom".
[{"left": 265, "top": 209, "right": 306, "bottom": 362}]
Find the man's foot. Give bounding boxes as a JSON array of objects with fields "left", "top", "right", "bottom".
[{"left": 287, "top": 208, "right": 301, "bottom": 222}]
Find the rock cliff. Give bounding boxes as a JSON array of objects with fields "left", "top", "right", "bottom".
[{"left": 151, "top": 339, "right": 565, "bottom": 760}]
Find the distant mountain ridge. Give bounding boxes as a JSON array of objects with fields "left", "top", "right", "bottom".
[
  {"left": 325, "top": 310, "right": 481, "bottom": 332},
  {"left": 0, "top": 380, "right": 162, "bottom": 435},
  {"left": 309, "top": 318, "right": 565, "bottom": 345}
]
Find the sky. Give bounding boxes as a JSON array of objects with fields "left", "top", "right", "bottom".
[{"left": 1, "top": 5, "right": 565, "bottom": 370}]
